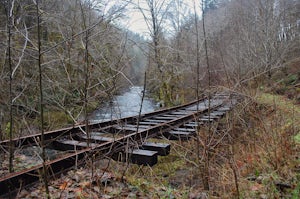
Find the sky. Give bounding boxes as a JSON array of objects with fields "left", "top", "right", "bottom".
[{"left": 119, "top": 0, "right": 203, "bottom": 36}]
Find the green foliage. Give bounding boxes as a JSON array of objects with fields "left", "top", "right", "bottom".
[
  {"left": 292, "top": 181, "right": 300, "bottom": 199},
  {"left": 5, "top": 122, "right": 11, "bottom": 135},
  {"left": 156, "top": 154, "right": 185, "bottom": 176},
  {"left": 258, "top": 93, "right": 300, "bottom": 117},
  {"left": 254, "top": 169, "right": 260, "bottom": 177},
  {"left": 284, "top": 74, "right": 298, "bottom": 86},
  {"left": 47, "top": 31, "right": 62, "bottom": 42},
  {"left": 43, "top": 111, "right": 73, "bottom": 129}
]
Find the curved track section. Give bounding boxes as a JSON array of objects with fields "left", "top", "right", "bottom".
[{"left": 0, "top": 92, "right": 239, "bottom": 197}]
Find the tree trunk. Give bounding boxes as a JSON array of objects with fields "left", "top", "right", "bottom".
[{"left": 36, "top": 0, "right": 50, "bottom": 197}]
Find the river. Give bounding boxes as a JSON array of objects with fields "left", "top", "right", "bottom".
[{"left": 89, "top": 86, "right": 157, "bottom": 123}]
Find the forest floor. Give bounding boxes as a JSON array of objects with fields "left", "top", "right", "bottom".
[{"left": 11, "top": 89, "right": 300, "bottom": 199}]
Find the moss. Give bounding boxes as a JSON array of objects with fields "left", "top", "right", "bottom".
[
  {"left": 292, "top": 180, "right": 300, "bottom": 199},
  {"left": 258, "top": 92, "right": 300, "bottom": 147},
  {"left": 87, "top": 101, "right": 99, "bottom": 112},
  {"left": 258, "top": 93, "right": 300, "bottom": 116},
  {"left": 43, "top": 111, "right": 73, "bottom": 129},
  {"left": 119, "top": 139, "right": 192, "bottom": 198}
]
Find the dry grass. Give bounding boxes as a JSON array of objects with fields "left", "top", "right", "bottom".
[
  {"left": 209, "top": 92, "right": 300, "bottom": 198},
  {"left": 119, "top": 92, "right": 300, "bottom": 198},
  {"left": 12, "top": 92, "right": 299, "bottom": 198}
]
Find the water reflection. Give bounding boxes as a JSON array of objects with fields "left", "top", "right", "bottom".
[{"left": 90, "top": 86, "right": 157, "bottom": 122}]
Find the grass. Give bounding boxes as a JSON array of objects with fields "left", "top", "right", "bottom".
[
  {"left": 107, "top": 91, "right": 300, "bottom": 198},
  {"left": 258, "top": 92, "right": 300, "bottom": 144},
  {"left": 10, "top": 89, "right": 300, "bottom": 198},
  {"left": 258, "top": 92, "right": 300, "bottom": 116},
  {"left": 122, "top": 140, "right": 191, "bottom": 198},
  {"left": 230, "top": 91, "right": 300, "bottom": 198}
]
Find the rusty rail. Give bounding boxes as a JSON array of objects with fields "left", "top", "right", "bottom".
[{"left": 0, "top": 92, "right": 238, "bottom": 197}]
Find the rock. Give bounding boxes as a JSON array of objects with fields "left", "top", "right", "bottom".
[
  {"left": 189, "top": 192, "right": 208, "bottom": 199},
  {"left": 72, "top": 174, "right": 81, "bottom": 182},
  {"left": 67, "top": 192, "right": 76, "bottom": 199},
  {"left": 93, "top": 186, "right": 101, "bottom": 193},
  {"left": 92, "top": 172, "right": 114, "bottom": 186},
  {"left": 275, "top": 182, "right": 292, "bottom": 191},
  {"left": 48, "top": 186, "right": 56, "bottom": 192},
  {"left": 128, "top": 192, "right": 137, "bottom": 198},
  {"left": 114, "top": 181, "right": 125, "bottom": 190},
  {"left": 30, "top": 191, "right": 39, "bottom": 198},
  {"left": 256, "top": 176, "right": 263, "bottom": 184},
  {"left": 100, "top": 194, "right": 112, "bottom": 199},
  {"left": 247, "top": 176, "right": 257, "bottom": 181},
  {"left": 260, "top": 194, "right": 268, "bottom": 199},
  {"left": 100, "top": 172, "right": 113, "bottom": 186},
  {"left": 79, "top": 181, "right": 91, "bottom": 188},
  {"left": 104, "top": 186, "right": 114, "bottom": 193},
  {"left": 17, "top": 189, "right": 30, "bottom": 198}
]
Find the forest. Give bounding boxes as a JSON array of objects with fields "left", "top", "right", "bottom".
[{"left": 0, "top": 0, "right": 299, "bottom": 198}]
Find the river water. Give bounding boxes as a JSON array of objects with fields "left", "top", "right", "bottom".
[
  {"left": 0, "top": 87, "right": 157, "bottom": 177},
  {"left": 89, "top": 86, "right": 157, "bottom": 122}
]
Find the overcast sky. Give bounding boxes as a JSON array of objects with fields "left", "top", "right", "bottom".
[{"left": 119, "top": 0, "right": 203, "bottom": 36}]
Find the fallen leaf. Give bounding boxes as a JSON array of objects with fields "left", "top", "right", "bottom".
[
  {"left": 251, "top": 183, "right": 263, "bottom": 191},
  {"left": 59, "top": 181, "right": 68, "bottom": 190},
  {"left": 246, "top": 154, "right": 253, "bottom": 164},
  {"left": 104, "top": 186, "right": 114, "bottom": 193},
  {"left": 80, "top": 181, "right": 91, "bottom": 188},
  {"left": 236, "top": 160, "right": 244, "bottom": 169},
  {"left": 100, "top": 194, "right": 112, "bottom": 199},
  {"left": 74, "top": 187, "right": 83, "bottom": 199},
  {"left": 73, "top": 187, "right": 83, "bottom": 194},
  {"left": 93, "top": 186, "right": 101, "bottom": 193},
  {"left": 72, "top": 174, "right": 81, "bottom": 182}
]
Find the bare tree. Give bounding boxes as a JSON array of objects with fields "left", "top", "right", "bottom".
[
  {"left": 36, "top": 0, "right": 50, "bottom": 197},
  {"left": 79, "top": 0, "right": 91, "bottom": 146},
  {"left": 135, "top": 0, "right": 176, "bottom": 105},
  {"left": 5, "top": 0, "right": 14, "bottom": 173}
]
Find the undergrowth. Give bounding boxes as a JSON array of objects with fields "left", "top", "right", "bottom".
[
  {"left": 112, "top": 91, "right": 300, "bottom": 198},
  {"left": 11, "top": 91, "right": 299, "bottom": 198}
]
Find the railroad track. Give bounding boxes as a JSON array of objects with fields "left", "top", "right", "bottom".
[{"left": 0, "top": 92, "right": 239, "bottom": 197}]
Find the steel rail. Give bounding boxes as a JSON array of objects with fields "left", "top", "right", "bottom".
[
  {"left": 0, "top": 97, "right": 207, "bottom": 148},
  {"left": 0, "top": 94, "right": 236, "bottom": 197}
]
